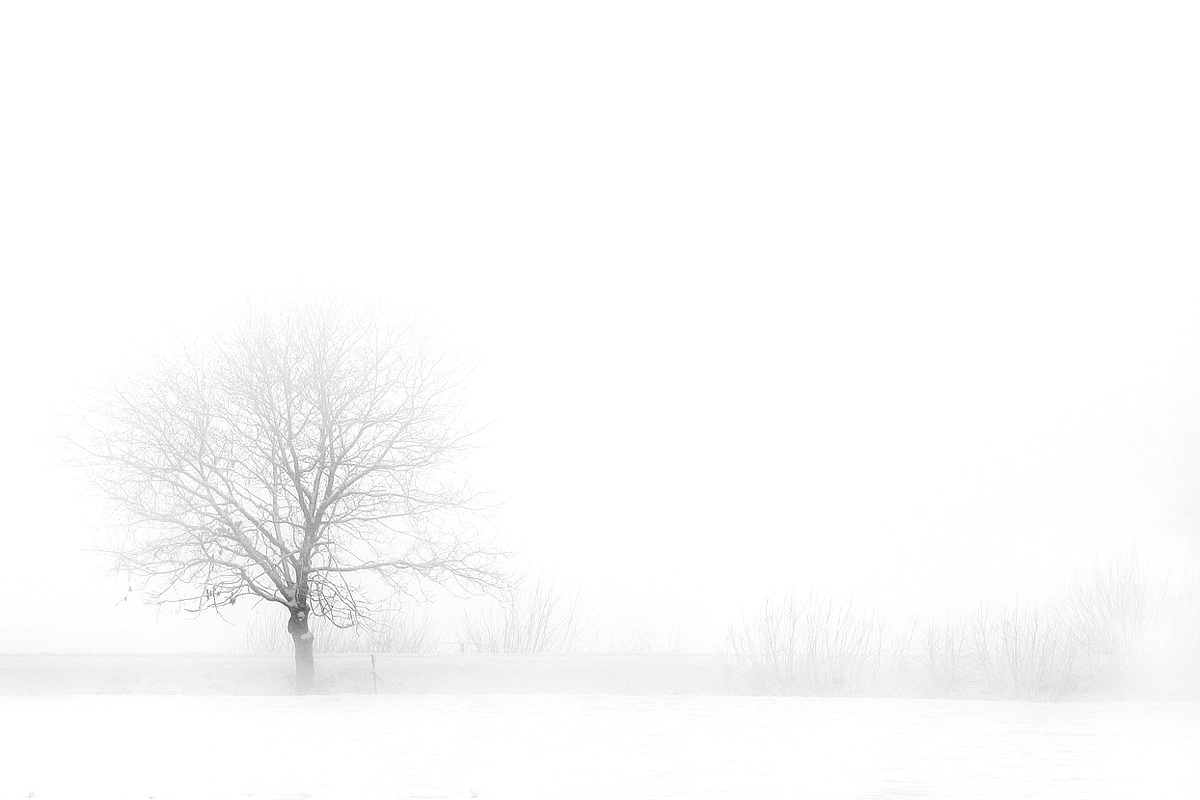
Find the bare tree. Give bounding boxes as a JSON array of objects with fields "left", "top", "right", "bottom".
[{"left": 69, "top": 303, "right": 508, "bottom": 692}]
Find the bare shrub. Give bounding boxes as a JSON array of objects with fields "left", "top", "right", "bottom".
[
  {"left": 1066, "top": 553, "right": 1161, "bottom": 687},
  {"left": 604, "top": 617, "right": 688, "bottom": 654},
  {"left": 459, "top": 574, "right": 587, "bottom": 653},
  {"left": 723, "top": 592, "right": 909, "bottom": 696},
  {"left": 1066, "top": 552, "right": 1200, "bottom": 692},
  {"left": 973, "top": 600, "right": 1079, "bottom": 699},
  {"left": 918, "top": 611, "right": 971, "bottom": 695},
  {"left": 246, "top": 609, "right": 293, "bottom": 653},
  {"left": 246, "top": 605, "right": 442, "bottom": 654},
  {"left": 368, "top": 607, "right": 442, "bottom": 654}
]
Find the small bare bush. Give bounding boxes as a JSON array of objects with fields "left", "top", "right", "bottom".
[
  {"left": 723, "top": 592, "right": 909, "bottom": 696},
  {"left": 918, "top": 611, "right": 971, "bottom": 695},
  {"left": 1066, "top": 553, "right": 1161, "bottom": 686},
  {"left": 1066, "top": 552, "right": 1200, "bottom": 692},
  {"left": 246, "top": 605, "right": 442, "bottom": 654},
  {"left": 369, "top": 607, "right": 443, "bottom": 653},
  {"left": 973, "top": 600, "right": 1079, "bottom": 699},
  {"left": 246, "top": 609, "right": 293, "bottom": 653},
  {"left": 459, "top": 574, "right": 587, "bottom": 653},
  {"left": 604, "top": 618, "right": 688, "bottom": 654}
]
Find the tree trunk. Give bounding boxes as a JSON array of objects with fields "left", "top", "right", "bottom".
[{"left": 288, "top": 607, "right": 315, "bottom": 694}]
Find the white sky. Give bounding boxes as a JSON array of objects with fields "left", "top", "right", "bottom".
[{"left": 2, "top": 2, "right": 1199, "bottom": 651}]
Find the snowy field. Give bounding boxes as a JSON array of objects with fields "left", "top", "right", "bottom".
[
  {"left": 2, "top": 694, "right": 1198, "bottom": 799},
  {"left": 0, "top": 653, "right": 729, "bottom": 695}
]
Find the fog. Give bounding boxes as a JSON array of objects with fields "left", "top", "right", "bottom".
[
  {"left": 4, "top": 3, "right": 1200, "bottom": 798},
  {"left": 4, "top": 264, "right": 1197, "bottom": 656},
  {"left": 3, "top": 2, "right": 1199, "bottom": 663},
  {"left": 0, "top": 0, "right": 1198, "bottom": 664}
]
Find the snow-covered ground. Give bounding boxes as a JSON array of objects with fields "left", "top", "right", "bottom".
[
  {"left": 0, "top": 653, "right": 730, "bottom": 696},
  {"left": 2, "top": 694, "right": 1197, "bottom": 799}
]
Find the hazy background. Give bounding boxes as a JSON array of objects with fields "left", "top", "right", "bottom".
[{"left": 2, "top": 1, "right": 1198, "bottom": 653}]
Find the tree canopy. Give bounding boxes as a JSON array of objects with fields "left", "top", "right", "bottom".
[{"left": 71, "top": 303, "right": 508, "bottom": 688}]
